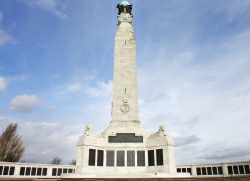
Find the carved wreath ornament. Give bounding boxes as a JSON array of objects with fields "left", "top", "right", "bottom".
[
  {"left": 120, "top": 99, "right": 130, "bottom": 114},
  {"left": 120, "top": 104, "right": 130, "bottom": 114}
]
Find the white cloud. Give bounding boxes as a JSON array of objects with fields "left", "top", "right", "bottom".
[
  {"left": 47, "top": 73, "right": 96, "bottom": 100},
  {"left": 0, "top": 76, "right": 7, "bottom": 92},
  {"left": 47, "top": 105, "right": 56, "bottom": 111},
  {"left": 85, "top": 80, "right": 113, "bottom": 97},
  {"left": 0, "top": 12, "right": 15, "bottom": 48},
  {"left": 0, "top": 29, "right": 13, "bottom": 47},
  {"left": 18, "top": 121, "right": 80, "bottom": 164},
  {"left": 68, "top": 83, "right": 81, "bottom": 92},
  {"left": 0, "top": 117, "right": 84, "bottom": 164},
  {"left": 6, "top": 74, "right": 26, "bottom": 83},
  {"left": 201, "top": 145, "right": 250, "bottom": 161},
  {"left": 137, "top": 25, "right": 250, "bottom": 164},
  {"left": 0, "top": 75, "right": 25, "bottom": 93},
  {"left": 174, "top": 135, "right": 201, "bottom": 147},
  {"left": 80, "top": 104, "right": 94, "bottom": 112},
  {"left": 22, "top": 0, "right": 67, "bottom": 20},
  {"left": 10, "top": 94, "right": 40, "bottom": 113}
]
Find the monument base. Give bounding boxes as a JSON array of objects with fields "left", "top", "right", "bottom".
[
  {"left": 61, "top": 172, "right": 190, "bottom": 178},
  {"left": 76, "top": 123, "right": 177, "bottom": 175}
]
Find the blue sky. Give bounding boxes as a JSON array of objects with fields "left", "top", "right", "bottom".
[{"left": 0, "top": 0, "right": 250, "bottom": 165}]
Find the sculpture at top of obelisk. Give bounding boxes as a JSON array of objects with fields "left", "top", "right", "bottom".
[
  {"left": 116, "top": 1, "right": 133, "bottom": 25},
  {"left": 111, "top": 1, "right": 139, "bottom": 123}
]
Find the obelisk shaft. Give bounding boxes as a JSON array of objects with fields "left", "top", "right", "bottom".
[{"left": 112, "top": 21, "right": 139, "bottom": 122}]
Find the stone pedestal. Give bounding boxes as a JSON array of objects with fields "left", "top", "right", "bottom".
[{"left": 74, "top": 122, "right": 178, "bottom": 175}]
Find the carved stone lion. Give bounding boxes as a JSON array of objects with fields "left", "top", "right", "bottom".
[
  {"left": 85, "top": 124, "right": 92, "bottom": 132},
  {"left": 150, "top": 125, "right": 167, "bottom": 138},
  {"left": 83, "top": 124, "right": 102, "bottom": 138},
  {"left": 159, "top": 125, "right": 166, "bottom": 133}
]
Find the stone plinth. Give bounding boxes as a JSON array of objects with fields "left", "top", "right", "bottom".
[
  {"left": 74, "top": 123, "right": 178, "bottom": 175},
  {"left": 61, "top": 172, "right": 190, "bottom": 178}
]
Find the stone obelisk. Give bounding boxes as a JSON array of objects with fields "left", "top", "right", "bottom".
[{"left": 111, "top": 2, "right": 139, "bottom": 123}]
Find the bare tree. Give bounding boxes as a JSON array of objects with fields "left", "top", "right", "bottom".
[
  {"left": 0, "top": 123, "right": 25, "bottom": 162},
  {"left": 51, "top": 157, "right": 62, "bottom": 165},
  {"left": 70, "top": 159, "right": 76, "bottom": 165}
]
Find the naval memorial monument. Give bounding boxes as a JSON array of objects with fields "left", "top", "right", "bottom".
[
  {"left": 1, "top": 1, "right": 250, "bottom": 179},
  {"left": 65, "top": 1, "right": 189, "bottom": 178}
]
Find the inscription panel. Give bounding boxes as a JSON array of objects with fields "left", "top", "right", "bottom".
[
  {"left": 52, "top": 168, "right": 57, "bottom": 176},
  {"left": 156, "top": 149, "right": 163, "bottom": 166},
  {"left": 25, "top": 167, "right": 30, "bottom": 175},
  {"left": 137, "top": 151, "right": 145, "bottom": 166},
  {"left": 117, "top": 151, "right": 125, "bottom": 166},
  {"left": 97, "top": 150, "right": 104, "bottom": 166},
  {"left": 57, "top": 168, "right": 62, "bottom": 176},
  {"left": 108, "top": 133, "right": 143, "bottom": 143},
  {"left": 31, "top": 168, "right": 36, "bottom": 176},
  {"left": 106, "top": 151, "right": 114, "bottom": 167},
  {"left": 148, "top": 150, "right": 155, "bottom": 166},
  {"left": 3, "top": 167, "right": 9, "bottom": 175},
  {"left": 37, "top": 168, "right": 42, "bottom": 176},
  {"left": 20, "top": 167, "right": 25, "bottom": 175},
  {"left": 88, "top": 149, "right": 96, "bottom": 166},
  {"left": 42, "top": 168, "right": 47, "bottom": 176},
  {"left": 127, "top": 151, "right": 135, "bottom": 166},
  {"left": 9, "top": 167, "right": 15, "bottom": 175}
]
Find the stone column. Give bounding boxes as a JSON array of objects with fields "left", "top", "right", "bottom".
[
  {"left": 135, "top": 150, "right": 137, "bottom": 167},
  {"left": 154, "top": 149, "right": 157, "bottom": 168},
  {"left": 114, "top": 150, "right": 117, "bottom": 167},
  {"left": 222, "top": 163, "right": 228, "bottom": 177},
  {"left": 145, "top": 150, "right": 148, "bottom": 167},
  {"left": 47, "top": 165, "right": 52, "bottom": 177},
  {"left": 191, "top": 165, "right": 196, "bottom": 176},
  {"left": 95, "top": 149, "right": 98, "bottom": 166},
  {"left": 14, "top": 164, "right": 20, "bottom": 176},
  {"left": 104, "top": 150, "right": 107, "bottom": 168},
  {"left": 125, "top": 150, "right": 127, "bottom": 167}
]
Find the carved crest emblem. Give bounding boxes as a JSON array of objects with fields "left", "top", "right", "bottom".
[{"left": 120, "top": 104, "right": 129, "bottom": 114}]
